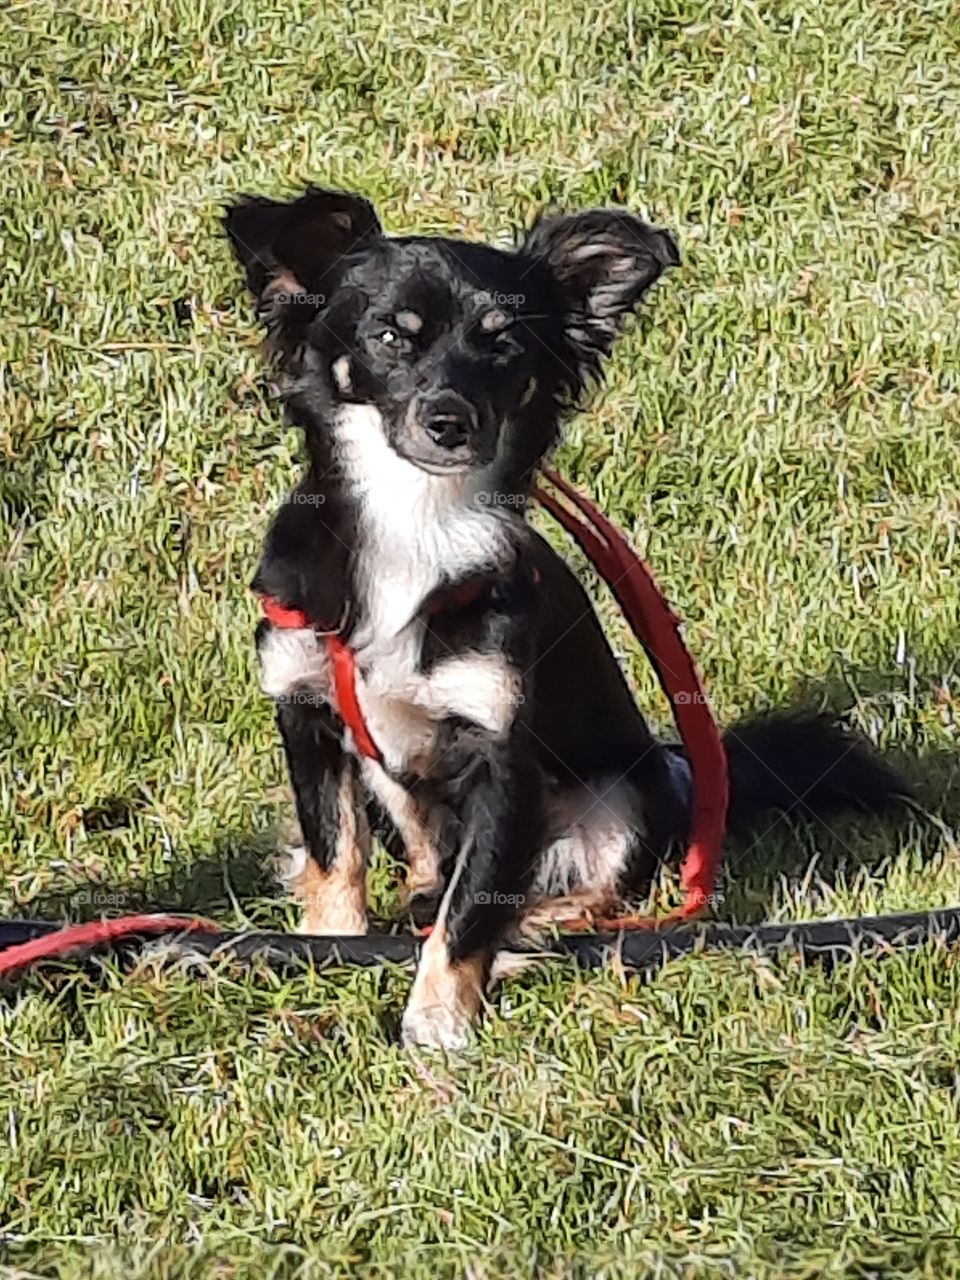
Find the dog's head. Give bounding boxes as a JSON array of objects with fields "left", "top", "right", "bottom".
[{"left": 225, "top": 187, "right": 678, "bottom": 477}]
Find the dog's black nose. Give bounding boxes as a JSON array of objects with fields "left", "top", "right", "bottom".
[{"left": 421, "top": 394, "right": 477, "bottom": 450}]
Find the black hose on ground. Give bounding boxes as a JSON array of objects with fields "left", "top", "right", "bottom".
[{"left": 2, "top": 908, "right": 959, "bottom": 976}]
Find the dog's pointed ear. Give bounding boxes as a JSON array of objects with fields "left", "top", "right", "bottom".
[
  {"left": 521, "top": 209, "right": 679, "bottom": 384},
  {"left": 224, "top": 187, "right": 381, "bottom": 335}
]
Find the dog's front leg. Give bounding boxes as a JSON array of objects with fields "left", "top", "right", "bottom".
[
  {"left": 362, "top": 761, "right": 446, "bottom": 925},
  {"left": 276, "top": 700, "right": 369, "bottom": 935},
  {"left": 401, "top": 731, "right": 542, "bottom": 1050}
]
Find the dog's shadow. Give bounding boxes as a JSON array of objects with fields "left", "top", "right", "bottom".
[
  {"left": 18, "top": 830, "right": 406, "bottom": 933},
  {"left": 18, "top": 665, "right": 960, "bottom": 933},
  {"left": 20, "top": 836, "right": 283, "bottom": 928}
]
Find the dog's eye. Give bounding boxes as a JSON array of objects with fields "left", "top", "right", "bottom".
[
  {"left": 491, "top": 332, "right": 522, "bottom": 364},
  {"left": 375, "top": 327, "right": 400, "bottom": 346}
]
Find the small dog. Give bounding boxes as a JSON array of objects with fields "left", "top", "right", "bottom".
[{"left": 225, "top": 187, "right": 906, "bottom": 1048}]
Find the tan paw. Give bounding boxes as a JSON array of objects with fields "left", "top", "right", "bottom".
[
  {"left": 401, "top": 1000, "right": 472, "bottom": 1051},
  {"left": 402, "top": 926, "right": 484, "bottom": 1050}
]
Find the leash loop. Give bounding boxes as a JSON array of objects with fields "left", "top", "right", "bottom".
[{"left": 534, "top": 468, "right": 729, "bottom": 930}]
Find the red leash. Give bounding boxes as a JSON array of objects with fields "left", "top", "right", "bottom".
[
  {"left": 0, "top": 914, "right": 220, "bottom": 977},
  {"left": 534, "top": 468, "right": 728, "bottom": 929}
]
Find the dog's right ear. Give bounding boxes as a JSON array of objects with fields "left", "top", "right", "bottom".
[{"left": 224, "top": 187, "right": 381, "bottom": 336}]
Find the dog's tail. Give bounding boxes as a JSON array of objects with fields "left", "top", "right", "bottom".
[{"left": 715, "top": 712, "right": 914, "bottom": 836}]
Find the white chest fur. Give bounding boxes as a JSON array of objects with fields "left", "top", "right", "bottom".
[
  {"left": 338, "top": 405, "right": 517, "bottom": 770},
  {"left": 258, "top": 405, "right": 521, "bottom": 772},
  {"left": 333, "top": 404, "right": 509, "bottom": 643}
]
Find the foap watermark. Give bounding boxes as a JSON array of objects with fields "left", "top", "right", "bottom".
[
  {"left": 476, "top": 291, "right": 526, "bottom": 309},
  {"left": 288, "top": 490, "right": 327, "bottom": 507},
  {"left": 71, "top": 888, "right": 128, "bottom": 909},
  {"left": 747, "top": 688, "right": 954, "bottom": 714},
  {"left": 475, "top": 891, "right": 526, "bottom": 907},
  {"left": 273, "top": 691, "right": 328, "bottom": 709},
  {"left": 855, "top": 688, "right": 953, "bottom": 709},
  {"left": 274, "top": 290, "right": 326, "bottom": 307},
  {"left": 474, "top": 490, "right": 530, "bottom": 510}
]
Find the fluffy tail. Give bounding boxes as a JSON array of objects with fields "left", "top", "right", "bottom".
[{"left": 721, "top": 713, "right": 914, "bottom": 836}]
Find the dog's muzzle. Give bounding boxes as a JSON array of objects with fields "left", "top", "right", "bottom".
[{"left": 394, "top": 392, "right": 490, "bottom": 473}]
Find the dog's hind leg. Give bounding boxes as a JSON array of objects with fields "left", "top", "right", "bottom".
[
  {"left": 276, "top": 701, "right": 370, "bottom": 936},
  {"left": 518, "top": 782, "right": 632, "bottom": 932},
  {"left": 519, "top": 761, "right": 683, "bottom": 933}
]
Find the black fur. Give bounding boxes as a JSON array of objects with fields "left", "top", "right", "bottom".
[
  {"left": 252, "top": 478, "right": 355, "bottom": 633},
  {"left": 724, "top": 713, "right": 914, "bottom": 834},
  {"left": 227, "top": 186, "right": 910, "bottom": 1045},
  {"left": 274, "top": 695, "right": 346, "bottom": 871}
]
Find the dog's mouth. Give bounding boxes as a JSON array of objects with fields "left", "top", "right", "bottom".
[{"left": 391, "top": 441, "right": 479, "bottom": 475}]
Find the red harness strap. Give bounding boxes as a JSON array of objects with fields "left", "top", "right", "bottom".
[
  {"left": 327, "top": 634, "right": 383, "bottom": 763},
  {"left": 259, "top": 595, "right": 384, "bottom": 765},
  {"left": 259, "top": 474, "right": 729, "bottom": 929},
  {"left": 259, "top": 579, "right": 495, "bottom": 767},
  {"left": 534, "top": 468, "right": 728, "bottom": 929},
  {"left": 260, "top": 596, "right": 311, "bottom": 630}
]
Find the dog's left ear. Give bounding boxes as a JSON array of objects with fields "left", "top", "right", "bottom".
[{"left": 521, "top": 209, "right": 679, "bottom": 382}]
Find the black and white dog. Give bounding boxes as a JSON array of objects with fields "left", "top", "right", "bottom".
[{"left": 225, "top": 187, "right": 906, "bottom": 1048}]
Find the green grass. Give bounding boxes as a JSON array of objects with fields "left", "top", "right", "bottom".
[{"left": 2, "top": 0, "right": 960, "bottom": 1274}]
